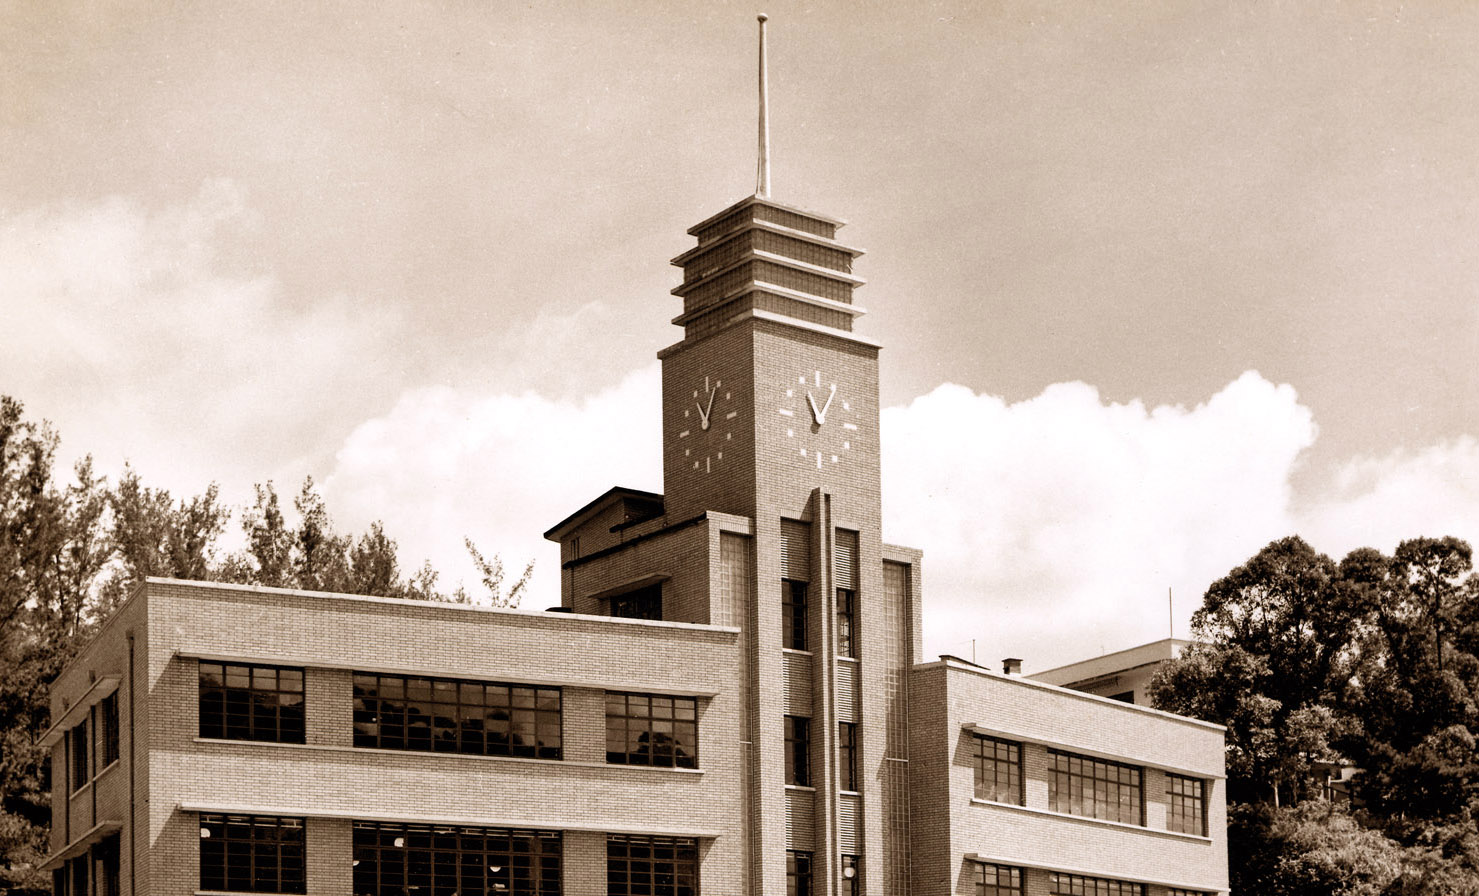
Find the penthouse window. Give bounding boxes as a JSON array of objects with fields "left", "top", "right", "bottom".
[
  {"left": 354, "top": 674, "right": 561, "bottom": 760},
  {"left": 605, "top": 692, "right": 697, "bottom": 768},
  {"left": 1048, "top": 750, "right": 1143, "bottom": 825},
  {"left": 785, "top": 716, "right": 811, "bottom": 786},
  {"left": 609, "top": 583, "right": 663, "bottom": 620},
  {"left": 607, "top": 835, "right": 698, "bottom": 896},
  {"left": 199, "top": 662, "right": 304, "bottom": 743},
  {"left": 974, "top": 862, "right": 1022, "bottom": 896},
  {"left": 782, "top": 579, "right": 808, "bottom": 650},
  {"left": 199, "top": 813, "right": 305, "bottom": 894},
  {"left": 1049, "top": 872, "right": 1145, "bottom": 896},
  {"left": 971, "top": 734, "right": 1022, "bottom": 805},
  {"left": 1167, "top": 774, "right": 1207, "bottom": 835},
  {"left": 353, "top": 822, "right": 561, "bottom": 896}
]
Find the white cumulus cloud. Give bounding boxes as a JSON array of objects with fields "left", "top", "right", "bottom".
[{"left": 881, "top": 372, "right": 1319, "bottom": 670}]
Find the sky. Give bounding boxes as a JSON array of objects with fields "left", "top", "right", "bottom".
[{"left": 3, "top": 1, "right": 1478, "bottom": 670}]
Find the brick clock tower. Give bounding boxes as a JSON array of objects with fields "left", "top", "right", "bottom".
[{"left": 547, "top": 17, "right": 922, "bottom": 896}]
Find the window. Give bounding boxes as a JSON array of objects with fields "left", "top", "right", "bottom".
[
  {"left": 1169, "top": 891, "right": 1212, "bottom": 896},
  {"left": 971, "top": 734, "right": 1022, "bottom": 805},
  {"left": 785, "top": 716, "right": 811, "bottom": 786},
  {"left": 836, "top": 588, "right": 856, "bottom": 657},
  {"left": 786, "top": 851, "right": 812, "bottom": 896},
  {"left": 1167, "top": 774, "right": 1207, "bottom": 835},
  {"left": 354, "top": 673, "right": 561, "bottom": 759},
  {"left": 782, "top": 579, "right": 808, "bottom": 650},
  {"left": 974, "top": 862, "right": 1022, "bottom": 896},
  {"left": 609, "top": 583, "right": 662, "bottom": 620},
  {"left": 607, "top": 835, "right": 697, "bottom": 896},
  {"left": 68, "top": 722, "right": 89, "bottom": 792},
  {"left": 96, "top": 835, "right": 120, "bottom": 896},
  {"left": 353, "top": 822, "right": 561, "bottom": 896},
  {"left": 1048, "top": 750, "right": 1143, "bottom": 825},
  {"left": 840, "top": 855, "right": 861, "bottom": 896},
  {"left": 198, "top": 662, "right": 304, "bottom": 743},
  {"left": 838, "top": 722, "right": 857, "bottom": 791},
  {"left": 99, "top": 693, "right": 120, "bottom": 767},
  {"left": 199, "top": 814, "right": 305, "bottom": 894},
  {"left": 605, "top": 692, "right": 697, "bottom": 768},
  {"left": 63, "top": 854, "right": 88, "bottom": 896},
  {"left": 1049, "top": 872, "right": 1144, "bottom": 896}
]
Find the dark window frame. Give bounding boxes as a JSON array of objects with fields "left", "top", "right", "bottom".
[
  {"left": 1048, "top": 750, "right": 1144, "bottom": 826},
  {"left": 1049, "top": 871, "right": 1145, "bottom": 896},
  {"left": 68, "top": 722, "right": 89, "bottom": 793},
  {"left": 607, "top": 834, "right": 698, "bottom": 896},
  {"left": 835, "top": 588, "right": 856, "bottom": 658},
  {"left": 971, "top": 734, "right": 1023, "bottom": 805},
  {"left": 838, "top": 722, "right": 858, "bottom": 792},
  {"left": 782, "top": 579, "right": 808, "bottom": 651},
  {"left": 785, "top": 716, "right": 811, "bottom": 787},
  {"left": 609, "top": 583, "right": 663, "bottom": 620},
  {"left": 198, "top": 662, "right": 305, "bottom": 744},
  {"left": 605, "top": 692, "right": 698, "bottom": 769},
  {"left": 199, "top": 813, "right": 306, "bottom": 894},
  {"left": 354, "top": 673, "right": 562, "bottom": 760},
  {"left": 353, "top": 821, "right": 562, "bottom": 896},
  {"left": 840, "top": 854, "right": 861, "bottom": 896},
  {"left": 786, "top": 850, "right": 813, "bottom": 896},
  {"left": 99, "top": 692, "right": 120, "bottom": 767},
  {"left": 974, "top": 862, "right": 1022, "bottom": 896},
  {"left": 96, "top": 835, "right": 120, "bottom": 896},
  {"left": 1166, "top": 773, "right": 1207, "bottom": 836}
]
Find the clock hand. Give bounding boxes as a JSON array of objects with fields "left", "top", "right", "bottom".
[
  {"left": 806, "top": 391, "right": 821, "bottom": 424},
  {"left": 696, "top": 399, "right": 710, "bottom": 430},
  {"left": 817, "top": 384, "right": 836, "bottom": 423},
  {"left": 704, "top": 387, "right": 716, "bottom": 429}
]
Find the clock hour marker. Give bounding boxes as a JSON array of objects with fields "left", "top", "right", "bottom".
[
  {"left": 693, "top": 461, "right": 699, "bottom": 470},
  {"left": 842, "top": 423, "right": 857, "bottom": 431},
  {"left": 814, "top": 370, "right": 821, "bottom": 386},
  {"left": 726, "top": 433, "right": 732, "bottom": 440},
  {"left": 843, "top": 441, "right": 850, "bottom": 450},
  {"left": 684, "top": 448, "right": 690, "bottom": 456},
  {"left": 786, "top": 429, "right": 794, "bottom": 438},
  {"left": 705, "top": 458, "right": 710, "bottom": 473},
  {"left": 778, "top": 408, "right": 793, "bottom": 417},
  {"left": 786, "top": 388, "right": 794, "bottom": 397},
  {"left": 831, "top": 455, "right": 838, "bottom": 463},
  {"left": 843, "top": 401, "right": 850, "bottom": 411},
  {"left": 679, "top": 430, "right": 690, "bottom": 438},
  {"left": 725, "top": 411, "right": 736, "bottom": 419},
  {"left": 815, "top": 452, "right": 822, "bottom": 469},
  {"left": 798, "top": 376, "right": 806, "bottom": 384},
  {"left": 717, "top": 451, "right": 723, "bottom": 459},
  {"left": 799, "top": 448, "right": 807, "bottom": 456}
]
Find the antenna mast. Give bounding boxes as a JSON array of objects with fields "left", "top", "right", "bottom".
[{"left": 756, "top": 14, "right": 771, "bottom": 198}]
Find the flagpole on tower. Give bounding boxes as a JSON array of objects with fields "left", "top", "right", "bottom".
[{"left": 756, "top": 14, "right": 771, "bottom": 198}]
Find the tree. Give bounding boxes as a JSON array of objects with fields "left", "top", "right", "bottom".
[
  {"left": 459, "top": 537, "right": 533, "bottom": 608},
  {"left": 1152, "top": 534, "right": 1479, "bottom": 891}
]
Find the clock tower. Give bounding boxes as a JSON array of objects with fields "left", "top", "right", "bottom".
[{"left": 547, "top": 17, "right": 921, "bottom": 896}]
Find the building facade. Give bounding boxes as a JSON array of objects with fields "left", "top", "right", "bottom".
[
  {"left": 43, "top": 190, "right": 1229, "bottom": 896},
  {"left": 1029, "top": 639, "right": 1193, "bottom": 706}
]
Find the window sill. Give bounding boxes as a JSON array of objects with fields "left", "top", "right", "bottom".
[
  {"left": 968, "top": 798, "right": 1213, "bottom": 843},
  {"left": 785, "top": 784, "right": 817, "bottom": 792},
  {"left": 197, "top": 891, "right": 305, "bottom": 896},
  {"left": 69, "top": 780, "right": 92, "bottom": 798},
  {"left": 192, "top": 738, "right": 704, "bottom": 774},
  {"left": 782, "top": 647, "right": 814, "bottom": 657}
]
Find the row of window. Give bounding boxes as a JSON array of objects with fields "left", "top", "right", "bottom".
[
  {"left": 64, "top": 692, "right": 120, "bottom": 794},
  {"left": 971, "top": 734, "right": 1208, "bottom": 836},
  {"left": 52, "top": 836, "right": 119, "bottom": 896},
  {"left": 781, "top": 579, "right": 856, "bottom": 658},
  {"left": 198, "top": 814, "right": 697, "bottom": 896},
  {"left": 974, "top": 862, "right": 1211, "bottom": 896},
  {"left": 199, "top": 662, "right": 700, "bottom": 769},
  {"left": 782, "top": 717, "right": 859, "bottom": 792},
  {"left": 787, "top": 850, "right": 861, "bottom": 896}
]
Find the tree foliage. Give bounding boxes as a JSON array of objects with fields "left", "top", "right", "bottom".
[
  {"left": 1151, "top": 534, "right": 1479, "bottom": 892},
  {"left": 0, "top": 395, "right": 532, "bottom": 892}
]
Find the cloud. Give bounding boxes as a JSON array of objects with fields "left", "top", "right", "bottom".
[
  {"left": 882, "top": 372, "right": 1318, "bottom": 670},
  {"left": 320, "top": 365, "right": 663, "bottom": 601},
  {"left": 0, "top": 182, "right": 402, "bottom": 497},
  {"left": 1298, "top": 436, "right": 1479, "bottom": 559},
  {"left": 320, "top": 367, "right": 1479, "bottom": 673}
]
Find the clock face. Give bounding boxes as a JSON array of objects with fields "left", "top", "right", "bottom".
[
  {"left": 778, "top": 369, "right": 856, "bottom": 469},
  {"left": 677, "top": 374, "right": 734, "bottom": 473}
]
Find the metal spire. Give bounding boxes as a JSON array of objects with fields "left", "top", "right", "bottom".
[{"left": 756, "top": 14, "right": 771, "bottom": 198}]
